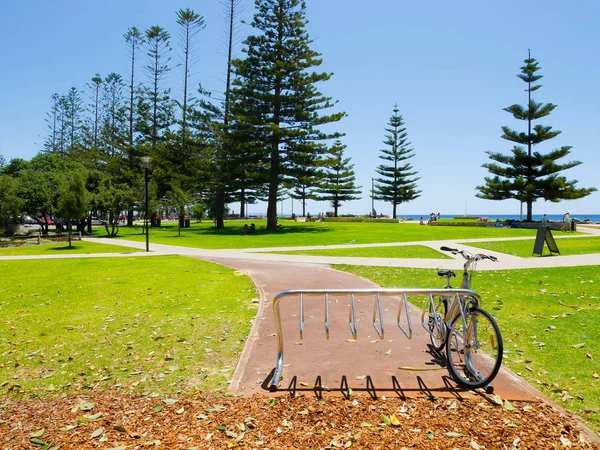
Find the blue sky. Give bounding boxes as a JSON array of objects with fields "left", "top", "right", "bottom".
[{"left": 1, "top": 0, "right": 598, "bottom": 217}]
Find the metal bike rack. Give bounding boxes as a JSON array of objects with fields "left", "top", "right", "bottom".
[{"left": 270, "top": 288, "right": 480, "bottom": 391}]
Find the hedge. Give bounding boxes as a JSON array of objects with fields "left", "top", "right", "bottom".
[
  {"left": 324, "top": 217, "right": 400, "bottom": 224},
  {"left": 452, "top": 216, "right": 481, "bottom": 221},
  {"left": 430, "top": 221, "right": 491, "bottom": 227}
]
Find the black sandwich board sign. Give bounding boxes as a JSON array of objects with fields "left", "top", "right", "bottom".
[{"left": 532, "top": 226, "right": 560, "bottom": 256}]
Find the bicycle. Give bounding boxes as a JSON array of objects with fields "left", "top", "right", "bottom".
[{"left": 423, "top": 246, "right": 503, "bottom": 389}]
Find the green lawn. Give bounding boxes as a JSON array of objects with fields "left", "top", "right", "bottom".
[
  {"left": 0, "top": 256, "right": 257, "bottom": 397},
  {"left": 0, "top": 240, "right": 141, "bottom": 256},
  {"left": 267, "top": 244, "right": 452, "bottom": 259},
  {"left": 91, "top": 220, "right": 536, "bottom": 249},
  {"left": 335, "top": 264, "right": 600, "bottom": 432},
  {"left": 465, "top": 236, "right": 600, "bottom": 258}
]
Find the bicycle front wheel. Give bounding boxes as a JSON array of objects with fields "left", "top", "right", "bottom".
[{"left": 446, "top": 307, "right": 503, "bottom": 389}]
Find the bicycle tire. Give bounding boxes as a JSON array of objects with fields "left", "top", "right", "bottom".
[
  {"left": 446, "top": 307, "right": 503, "bottom": 389},
  {"left": 427, "top": 297, "right": 447, "bottom": 351}
]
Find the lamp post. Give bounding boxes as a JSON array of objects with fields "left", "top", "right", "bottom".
[
  {"left": 141, "top": 156, "right": 152, "bottom": 252},
  {"left": 371, "top": 177, "right": 374, "bottom": 217}
]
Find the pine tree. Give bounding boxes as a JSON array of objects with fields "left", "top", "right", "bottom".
[
  {"left": 477, "top": 51, "right": 596, "bottom": 221},
  {"left": 287, "top": 142, "right": 325, "bottom": 217},
  {"left": 374, "top": 104, "right": 420, "bottom": 218},
  {"left": 87, "top": 74, "right": 103, "bottom": 149},
  {"left": 196, "top": 0, "right": 251, "bottom": 228},
  {"left": 172, "top": 9, "right": 205, "bottom": 227},
  {"left": 64, "top": 87, "right": 83, "bottom": 154},
  {"left": 124, "top": 27, "right": 144, "bottom": 154},
  {"left": 143, "top": 26, "right": 173, "bottom": 150},
  {"left": 43, "top": 93, "right": 61, "bottom": 154},
  {"left": 124, "top": 26, "right": 144, "bottom": 226},
  {"left": 317, "top": 140, "right": 361, "bottom": 217},
  {"left": 232, "top": 0, "right": 344, "bottom": 230},
  {"left": 176, "top": 8, "right": 205, "bottom": 146}
]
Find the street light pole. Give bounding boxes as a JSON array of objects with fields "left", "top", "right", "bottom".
[
  {"left": 371, "top": 177, "right": 374, "bottom": 216},
  {"left": 141, "top": 156, "right": 152, "bottom": 252}
]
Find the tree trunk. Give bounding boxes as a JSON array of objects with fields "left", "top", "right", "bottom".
[
  {"left": 266, "top": 145, "right": 279, "bottom": 230},
  {"left": 68, "top": 219, "right": 72, "bottom": 248},
  {"left": 179, "top": 207, "right": 185, "bottom": 229},
  {"left": 215, "top": 188, "right": 226, "bottom": 229},
  {"left": 127, "top": 209, "right": 134, "bottom": 227},
  {"left": 239, "top": 188, "right": 246, "bottom": 218}
]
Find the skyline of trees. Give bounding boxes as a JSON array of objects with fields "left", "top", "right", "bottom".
[
  {"left": 1, "top": 7, "right": 595, "bottom": 225},
  {"left": 0, "top": 2, "right": 363, "bottom": 229}
]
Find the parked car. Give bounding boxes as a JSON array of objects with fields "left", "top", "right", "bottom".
[
  {"left": 20, "top": 215, "right": 38, "bottom": 224},
  {"left": 36, "top": 217, "right": 55, "bottom": 226},
  {"left": 88, "top": 217, "right": 110, "bottom": 227}
]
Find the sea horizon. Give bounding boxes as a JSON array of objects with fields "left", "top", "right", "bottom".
[{"left": 246, "top": 213, "right": 600, "bottom": 222}]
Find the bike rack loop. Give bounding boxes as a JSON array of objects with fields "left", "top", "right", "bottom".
[{"left": 270, "top": 288, "right": 481, "bottom": 391}]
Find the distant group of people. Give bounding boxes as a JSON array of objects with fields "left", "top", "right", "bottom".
[
  {"left": 419, "top": 211, "right": 440, "bottom": 225},
  {"left": 305, "top": 212, "right": 327, "bottom": 222},
  {"left": 241, "top": 223, "right": 256, "bottom": 234}
]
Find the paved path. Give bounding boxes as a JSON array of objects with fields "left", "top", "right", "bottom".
[{"left": 6, "top": 224, "right": 598, "bottom": 269}]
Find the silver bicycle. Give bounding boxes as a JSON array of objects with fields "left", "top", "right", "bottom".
[{"left": 424, "top": 246, "right": 503, "bottom": 389}]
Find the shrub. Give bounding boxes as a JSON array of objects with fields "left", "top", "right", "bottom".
[{"left": 325, "top": 217, "right": 399, "bottom": 224}]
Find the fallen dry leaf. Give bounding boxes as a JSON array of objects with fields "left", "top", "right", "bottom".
[{"left": 0, "top": 391, "right": 596, "bottom": 449}]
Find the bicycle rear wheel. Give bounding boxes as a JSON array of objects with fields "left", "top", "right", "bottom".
[
  {"left": 446, "top": 307, "right": 503, "bottom": 389},
  {"left": 427, "top": 297, "right": 447, "bottom": 351}
]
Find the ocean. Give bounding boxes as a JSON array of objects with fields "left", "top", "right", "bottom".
[
  {"left": 247, "top": 213, "right": 600, "bottom": 222},
  {"left": 399, "top": 214, "right": 600, "bottom": 222}
]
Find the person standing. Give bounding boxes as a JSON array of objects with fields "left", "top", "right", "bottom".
[{"left": 561, "top": 211, "right": 571, "bottom": 232}]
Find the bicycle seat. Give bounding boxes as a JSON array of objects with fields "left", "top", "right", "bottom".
[{"left": 438, "top": 270, "right": 455, "bottom": 277}]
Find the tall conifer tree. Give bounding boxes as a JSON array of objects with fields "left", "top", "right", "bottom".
[
  {"left": 124, "top": 27, "right": 144, "bottom": 226},
  {"left": 232, "top": 0, "right": 344, "bottom": 230},
  {"left": 143, "top": 26, "right": 172, "bottom": 150},
  {"left": 374, "top": 104, "right": 420, "bottom": 218},
  {"left": 477, "top": 51, "right": 596, "bottom": 220},
  {"left": 317, "top": 140, "right": 361, "bottom": 217}
]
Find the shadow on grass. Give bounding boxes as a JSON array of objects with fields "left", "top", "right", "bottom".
[
  {"left": 90, "top": 224, "right": 334, "bottom": 241},
  {"left": 47, "top": 245, "right": 81, "bottom": 252}
]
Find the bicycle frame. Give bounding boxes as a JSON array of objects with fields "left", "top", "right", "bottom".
[{"left": 422, "top": 256, "right": 481, "bottom": 344}]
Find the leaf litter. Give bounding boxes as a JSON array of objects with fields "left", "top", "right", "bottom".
[{"left": 0, "top": 391, "right": 598, "bottom": 449}]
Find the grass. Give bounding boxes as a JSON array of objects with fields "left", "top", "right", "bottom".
[
  {"left": 465, "top": 236, "right": 600, "bottom": 258},
  {"left": 267, "top": 245, "right": 452, "bottom": 259},
  {"left": 91, "top": 220, "right": 536, "bottom": 249},
  {"left": 0, "top": 256, "right": 257, "bottom": 397},
  {"left": 0, "top": 240, "right": 141, "bottom": 256},
  {"left": 335, "top": 264, "right": 600, "bottom": 432}
]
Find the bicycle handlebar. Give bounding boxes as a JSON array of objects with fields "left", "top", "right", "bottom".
[{"left": 439, "top": 246, "right": 498, "bottom": 262}]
